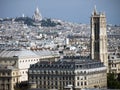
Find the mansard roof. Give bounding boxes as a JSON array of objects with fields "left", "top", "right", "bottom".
[{"left": 29, "top": 58, "right": 105, "bottom": 70}]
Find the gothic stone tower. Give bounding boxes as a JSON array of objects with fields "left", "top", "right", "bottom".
[{"left": 90, "top": 6, "right": 108, "bottom": 68}]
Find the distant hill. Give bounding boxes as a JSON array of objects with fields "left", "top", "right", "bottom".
[
  {"left": 14, "top": 17, "right": 61, "bottom": 27},
  {"left": 15, "top": 17, "right": 35, "bottom": 26},
  {"left": 40, "top": 18, "right": 61, "bottom": 27},
  {"left": 0, "top": 17, "right": 62, "bottom": 27}
]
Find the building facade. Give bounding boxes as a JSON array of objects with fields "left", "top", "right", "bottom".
[
  {"left": 0, "top": 65, "right": 20, "bottom": 90},
  {"left": 0, "top": 49, "right": 60, "bottom": 82},
  {"left": 90, "top": 6, "right": 108, "bottom": 68},
  {"left": 108, "top": 52, "right": 120, "bottom": 74},
  {"left": 28, "top": 58, "right": 107, "bottom": 90}
]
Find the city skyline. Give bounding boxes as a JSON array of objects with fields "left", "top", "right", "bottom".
[{"left": 0, "top": 0, "right": 120, "bottom": 24}]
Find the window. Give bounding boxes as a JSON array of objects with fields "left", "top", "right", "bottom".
[
  {"left": 69, "top": 81, "right": 71, "bottom": 85},
  {"left": 13, "top": 78, "right": 15, "bottom": 82},
  {"left": 55, "top": 81, "right": 57, "bottom": 86},
  {"left": 84, "top": 82, "right": 87, "bottom": 85},
  {"left": 6, "top": 84, "right": 9, "bottom": 90},
  {"left": 84, "top": 71, "right": 86, "bottom": 74},
  {"left": 59, "top": 77, "right": 61, "bottom": 80},
  {"left": 63, "top": 77, "right": 64, "bottom": 80},
  {"left": 69, "top": 77, "right": 71, "bottom": 80},
  {"left": 44, "top": 81, "right": 46, "bottom": 85},
  {"left": 81, "top": 82, "right": 83, "bottom": 86},
  {"left": 7, "top": 72, "right": 10, "bottom": 75},
  {"left": 81, "top": 71, "right": 83, "bottom": 74},
  {"left": 111, "top": 57, "right": 114, "bottom": 59},
  {"left": 44, "top": 76, "right": 46, "bottom": 80},
  {"left": 7, "top": 79, "right": 9, "bottom": 82},
  {"left": 76, "top": 65, "right": 79, "bottom": 68},
  {"left": 77, "top": 82, "right": 80, "bottom": 86},
  {"left": 80, "top": 65, "right": 82, "bottom": 68}
]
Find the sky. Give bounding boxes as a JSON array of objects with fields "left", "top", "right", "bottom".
[{"left": 0, "top": 0, "right": 120, "bottom": 24}]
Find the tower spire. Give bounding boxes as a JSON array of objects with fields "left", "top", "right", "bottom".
[{"left": 93, "top": 5, "right": 97, "bottom": 15}]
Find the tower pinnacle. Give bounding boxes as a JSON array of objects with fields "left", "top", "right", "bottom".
[{"left": 93, "top": 5, "right": 97, "bottom": 15}]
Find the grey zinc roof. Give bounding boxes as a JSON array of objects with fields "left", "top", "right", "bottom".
[
  {"left": 29, "top": 59, "right": 105, "bottom": 70},
  {"left": 33, "top": 50, "right": 59, "bottom": 57},
  {"left": 0, "top": 49, "right": 59, "bottom": 59},
  {"left": 0, "top": 49, "right": 39, "bottom": 58}
]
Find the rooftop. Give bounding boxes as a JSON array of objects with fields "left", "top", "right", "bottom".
[
  {"left": 0, "top": 49, "right": 59, "bottom": 59},
  {"left": 29, "top": 58, "right": 105, "bottom": 70},
  {"left": 0, "top": 49, "right": 39, "bottom": 58}
]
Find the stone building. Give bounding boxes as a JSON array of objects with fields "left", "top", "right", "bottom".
[
  {"left": 28, "top": 57, "right": 107, "bottom": 90},
  {"left": 0, "top": 49, "right": 60, "bottom": 82},
  {"left": 0, "top": 65, "right": 20, "bottom": 90},
  {"left": 108, "top": 51, "right": 120, "bottom": 74}
]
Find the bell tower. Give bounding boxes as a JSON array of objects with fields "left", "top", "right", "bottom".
[{"left": 90, "top": 6, "right": 108, "bottom": 68}]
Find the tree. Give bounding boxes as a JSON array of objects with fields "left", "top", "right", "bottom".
[
  {"left": 14, "top": 82, "right": 29, "bottom": 90},
  {"left": 107, "top": 73, "right": 120, "bottom": 89}
]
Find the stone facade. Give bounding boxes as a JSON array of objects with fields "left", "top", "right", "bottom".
[
  {"left": 28, "top": 58, "right": 107, "bottom": 90},
  {"left": 108, "top": 52, "right": 120, "bottom": 74},
  {"left": 0, "top": 49, "right": 60, "bottom": 82},
  {"left": 0, "top": 65, "right": 20, "bottom": 90}
]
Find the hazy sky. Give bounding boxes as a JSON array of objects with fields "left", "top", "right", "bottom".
[{"left": 0, "top": 0, "right": 120, "bottom": 24}]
